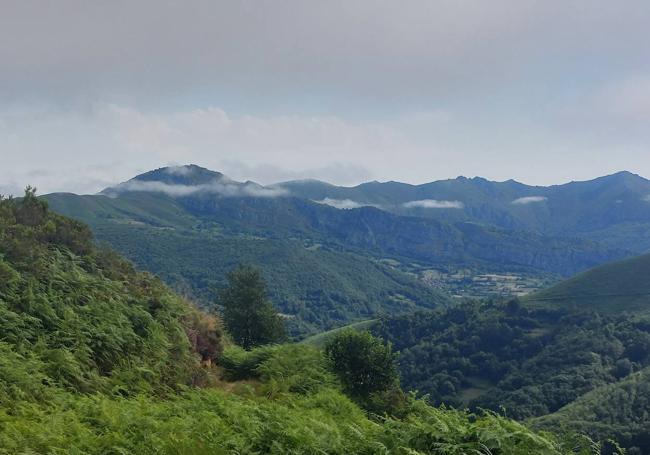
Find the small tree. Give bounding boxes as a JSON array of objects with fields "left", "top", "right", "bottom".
[
  {"left": 324, "top": 330, "right": 398, "bottom": 399},
  {"left": 218, "top": 265, "right": 285, "bottom": 350}
]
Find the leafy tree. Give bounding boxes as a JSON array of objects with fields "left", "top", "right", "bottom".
[
  {"left": 324, "top": 330, "right": 398, "bottom": 399},
  {"left": 218, "top": 265, "right": 285, "bottom": 349}
]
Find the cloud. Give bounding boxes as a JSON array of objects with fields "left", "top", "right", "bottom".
[
  {"left": 511, "top": 196, "right": 548, "bottom": 205},
  {"left": 403, "top": 199, "right": 464, "bottom": 209},
  {"left": 314, "top": 198, "right": 372, "bottom": 210},
  {"left": 221, "top": 161, "right": 373, "bottom": 187},
  {"left": 164, "top": 165, "right": 194, "bottom": 177},
  {"left": 3, "top": 2, "right": 650, "bottom": 194},
  {"left": 643, "top": 195, "right": 650, "bottom": 202},
  {"left": 2, "top": 1, "right": 649, "bottom": 109},
  {"left": 599, "top": 76, "right": 650, "bottom": 122},
  {"left": 108, "top": 179, "right": 289, "bottom": 198}
]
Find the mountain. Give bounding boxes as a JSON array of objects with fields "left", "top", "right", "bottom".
[
  {"left": 0, "top": 193, "right": 581, "bottom": 454},
  {"left": 281, "top": 170, "right": 650, "bottom": 253},
  {"left": 43, "top": 165, "right": 629, "bottom": 336},
  {"left": 525, "top": 252, "right": 650, "bottom": 313},
  {"left": 45, "top": 174, "right": 454, "bottom": 336}
]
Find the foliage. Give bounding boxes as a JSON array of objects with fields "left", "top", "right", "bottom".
[
  {"left": 0, "top": 191, "right": 600, "bottom": 454},
  {"left": 376, "top": 299, "right": 650, "bottom": 452},
  {"left": 0, "top": 190, "right": 223, "bottom": 396},
  {"left": 0, "top": 344, "right": 598, "bottom": 455},
  {"left": 534, "top": 367, "right": 650, "bottom": 455},
  {"left": 325, "top": 330, "right": 399, "bottom": 401},
  {"left": 218, "top": 265, "right": 286, "bottom": 349}
]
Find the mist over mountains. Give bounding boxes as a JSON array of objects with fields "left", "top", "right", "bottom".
[
  {"left": 41, "top": 164, "right": 649, "bottom": 336},
  {"left": 102, "top": 164, "right": 650, "bottom": 255}
]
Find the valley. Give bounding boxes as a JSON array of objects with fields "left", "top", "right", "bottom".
[
  {"left": 4, "top": 164, "right": 650, "bottom": 453},
  {"left": 4, "top": 3, "right": 649, "bottom": 453},
  {"left": 44, "top": 165, "right": 636, "bottom": 334}
]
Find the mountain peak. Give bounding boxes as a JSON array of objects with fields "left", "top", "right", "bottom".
[
  {"left": 99, "top": 165, "right": 291, "bottom": 199},
  {"left": 132, "top": 165, "right": 225, "bottom": 186},
  {"left": 606, "top": 170, "right": 646, "bottom": 181}
]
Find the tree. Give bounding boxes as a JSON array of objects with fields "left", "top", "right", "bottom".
[
  {"left": 15, "top": 186, "right": 48, "bottom": 227},
  {"left": 218, "top": 265, "right": 285, "bottom": 350},
  {"left": 324, "top": 330, "right": 398, "bottom": 399}
]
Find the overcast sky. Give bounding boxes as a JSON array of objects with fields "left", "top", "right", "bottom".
[{"left": 1, "top": 0, "right": 650, "bottom": 195}]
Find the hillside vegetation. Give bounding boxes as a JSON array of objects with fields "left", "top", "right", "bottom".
[
  {"left": 534, "top": 366, "right": 650, "bottom": 453},
  {"left": 0, "top": 190, "right": 598, "bottom": 454},
  {"left": 374, "top": 290, "right": 650, "bottom": 454},
  {"left": 525, "top": 253, "right": 650, "bottom": 313}
]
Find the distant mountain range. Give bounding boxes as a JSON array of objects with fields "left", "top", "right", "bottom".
[
  {"left": 280, "top": 170, "right": 650, "bottom": 253},
  {"left": 42, "top": 165, "right": 648, "bottom": 334}
]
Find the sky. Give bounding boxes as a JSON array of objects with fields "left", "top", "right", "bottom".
[{"left": 1, "top": 0, "right": 650, "bottom": 195}]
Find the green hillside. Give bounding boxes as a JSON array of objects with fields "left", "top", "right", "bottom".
[
  {"left": 45, "top": 188, "right": 452, "bottom": 337},
  {"left": 525, "top": 253, "right": 650, "bottom": 313},
  {"left": 533, "top": 367, "right": 650, "bottom": 453},
  {"left": 0, "top": 189, "right": 218, "bottom": 396},
  {"left": 0, "top": 191, "right": 591, "bottom": 454},
  {"left": 375, "top": 297, "right": 650, "bottom": 453},
  {"left": 374, "top": 253, "right": 650, "bottom": 452}
]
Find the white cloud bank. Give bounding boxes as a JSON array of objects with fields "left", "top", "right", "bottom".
[
  {"left": 108, "top": 179, "right": 288, "bottom": 198},
  {"left": 314, "top": 198, "right": 374, "bottom": 210},
  {"left": 403, "top": 199, "right": 464, "bottom": 209},
  {"left": 511, "top": 196, "right": 548, "bottom": 205}
]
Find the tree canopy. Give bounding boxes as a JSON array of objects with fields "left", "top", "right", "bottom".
[
  {"left": 325, "top": 330, "right": 399, "bottom": 400},
  {"left": 218, "top": 264, "right": 286, "bottom": 349}
]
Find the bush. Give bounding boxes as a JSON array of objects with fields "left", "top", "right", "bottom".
[{"left": 324, "top": 330, "right": 399, "bottom": 400}]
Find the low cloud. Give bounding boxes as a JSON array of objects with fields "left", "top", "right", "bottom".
[
  {"left": 403, "top": 199, "right": 464, "bottom": 209},
  {"left": 643, "top": 195, "right": 650, "bottom": 202},
  {"left": 511, "top": 196, "right": 548, "bottom": 205},
  {"left": 164, "top": 165, "right": 194, "bottom": 177},
  {"left": 107, "top": 179, "right": 289, "bottom": 198},
  {"left": 314, "top": 198, "right": 373, "bottom": 210}
]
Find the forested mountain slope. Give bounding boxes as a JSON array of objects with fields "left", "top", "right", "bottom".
[
  {"left": 88, "top": 222, "right": 449, "bottom": 335},
  {"left": 534, "top": 367, "right": 650, "bottom": 454},
  {"left": 525, "top": 252, "right": 650, "bottom": 313},
  {"left": 282, "top": 170, "right": 650, "bottom": 253},
  {"left": 0, "top": 191, "right": 589, "bottom": 454},
  {"left": 375, "top": 252, "right": 650, "bottom": 453},
  {"left": 45, "top": 191, "right": 452, "bottom": 336}
]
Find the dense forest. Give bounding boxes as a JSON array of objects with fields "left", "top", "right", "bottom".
[
  {"left": 0, "top": 191, "right": 600, "bottom": 454},
  {"left": 376, "top": 300, "right": 650, "bottom": 453},
  {"left": 88, "top": 222, "right": 449, "bottom": 336}
]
